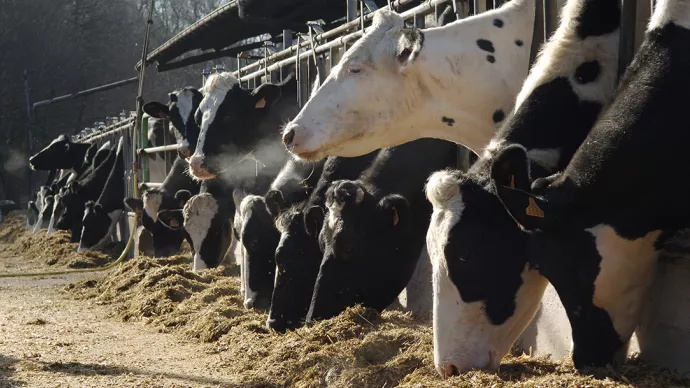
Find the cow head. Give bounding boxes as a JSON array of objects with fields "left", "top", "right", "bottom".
[
  {"left": 307, "top": 180, "right": 413, "bottom": 322},
  {"left": 234, "top": 192, "right": 279, "bottom": 310},
  {"left": 490, "top": 145, "right": 634, "bottom": 370},
  {"left": 78, "top": 201, "right": 122, "bottom": 252},
  {"left": 424, "top": 168, "right": 548, "bottom": 376},
  {"left": 144, "top": 87, "right": 203, "bottom": 157},
  {"left": 267, "top": 204, "right": 324, "bottom": 332},
  {"left": 126, "top": 190, "right": 192, "bottom": 257},
  {"left": 188, "top": 72, "right": 292, "bottom": 180},
  {"left": 159, "top": 192, "right": 232, "bottom": 272},
  {"left": 47, "top": 188, "right": 66, "bottom": 234},
  {"left": 29, "top": 135, "right": 80, "bottom": 170},
  {"left": 283, "top": 1, "right": 534, "bottom": 161},
  {"left": 26, "top": 201, "right": 39, "bottom": 229}
]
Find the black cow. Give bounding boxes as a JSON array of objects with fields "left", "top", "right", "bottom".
[
  {"left": 29, "top": 134, "right": 92, "bottom": 172},
  {"left": 267, "top": 151, "right": 379, "bottom": 332},
  {"left": 79, "top": 137, "right": 126, "bottom": 251},
  {"left": 490, "top": 0, "right": 687, "bottom": 370},
  {"left": 55, "top": 144, "right": 118, "bottom": 242},
  {"left": 424, "top": 0, "right": 622, "bottom": 375},
  {"left": 306, "top": 138, "right": 456, "bottom": 322}
]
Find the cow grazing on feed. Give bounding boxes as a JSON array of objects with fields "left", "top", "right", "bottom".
[
  {"left": 267, "top": 151, "right": 379, "bottom": 332},
  {"left": 158, "top": 176, "right": 251, "bottom": 272},
  {"left": 124, "top": 157, "right": 200, "bottom": 257},
  {"left": 234, "top": 159, "right": 324, "bottom": 310},
  {"left": 489, "top": 0, "right": 690, "bottom": 370},
  {"left": 79, "top": 137, "right": 126, "bottom": 252},
  {"left": 144, "top": 87, "right": 204, "bottom": 157},
  {"left": 188, "top": 72, "right": 298, "bottom": 181},
  {"left": 424, "top": 0, "right": 621, "bottom": 375},
  {"left": 55, "top": 144, "right": 118, "bottom": 242},
  {"left": 306, "top": 138, "right": 457, "bottom": 322},
  {"left": 282, "top": 0, "right": 535, "bottom": 161}
]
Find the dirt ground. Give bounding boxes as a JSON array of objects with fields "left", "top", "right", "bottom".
[{"left": 2, "top": 213, "right": 690, "bottom": 387}]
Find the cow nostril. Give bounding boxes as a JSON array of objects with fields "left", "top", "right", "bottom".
[
  {"left": 282, "top": 129, "right": 295, "bottom": 147},
  {"left": 442, "top": 363, "right": 460, "bottom": 378}
]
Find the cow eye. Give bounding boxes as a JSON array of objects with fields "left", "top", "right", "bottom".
[{"left": 348, "top": 66, "right": 361, "bottom": 74}]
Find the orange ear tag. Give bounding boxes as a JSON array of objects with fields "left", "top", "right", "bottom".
[
  {"left": 255, "top": 97, "right": 266, "bottom": 108},
  {"left": 526, "top": 198, "right": 545, "bottom": 218}
]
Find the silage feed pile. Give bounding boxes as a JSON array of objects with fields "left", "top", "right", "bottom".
[
  {"left": 67, "top": 255, "right": 690, "bottom": 388},
  {"left": 0, "top": 211, "right": 123, "bottom": 269}
]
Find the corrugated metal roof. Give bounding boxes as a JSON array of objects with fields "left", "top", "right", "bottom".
[{"left": 139, "top": 0, "right": 393, "bottom": 70}]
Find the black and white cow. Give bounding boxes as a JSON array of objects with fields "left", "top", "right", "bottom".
[
  {"left": 306, "top": 138, "right": 457, "bottom": 322},
  {"left": 144, "top": 87, "right": 204, "bottom": 157},
  {"left": 282, "top": 1, "right": 535, "bottom": 161},
  {"left": 424, "top": 0, "right": 621, "bottom": 375},
  {"left": 124, "top": 157, "right": 200, "bottom": 257},
  {"left": 158, "top": 175, "right": 260, "bottom": 271},
  {"left": 188, "top": 72, "right": 298, "bottom": 181},
  {"left": 79, "top": 137, "right": 126, "bottom": 251},
  {"left": 488, "top": 0, "right": 688, "bottom": 370},
  {"left": 124, "top": 87, "right": 204, "bottom": 257},
  {"left": 55, "top": 143, "right": 118, "bottom": 242},
  {"left": 233, "top": 158, "right": 324, "bottom": 310},
  {"left": 267, "top": 151, "right": 379, "bottom": 332}
]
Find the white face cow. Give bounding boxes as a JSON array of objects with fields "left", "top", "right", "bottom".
[{"left": 282, "top": 0, "right": 535, "bottom": 161}]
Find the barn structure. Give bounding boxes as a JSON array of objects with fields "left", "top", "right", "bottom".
[{"left": 26, "top": 0, "right": 690, "bottom": 376}]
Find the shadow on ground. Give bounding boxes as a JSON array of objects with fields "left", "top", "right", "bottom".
[{"left": 0, "top": 354, "right": 23, "bottom": 387}]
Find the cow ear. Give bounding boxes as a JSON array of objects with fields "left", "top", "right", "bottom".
[
  {"left": 251, "top": 83, "right": 281, "bottom": 109},
  {"left": 143, "top": 102, "right": 169, "bottom": 119},
  {"left": 265, "top": 190, "right": 287, "bottom": 218},
  {"left": 233, "top": 189, "right": 247, "bottom": 209},
  {"left": 158, "top": 209, "right": 184, "bottom": 230},
  {"left": 124, "top": 197, "right": 144, "bottom": 214},
  {"left": 174, "top": 190, "right": 192, "bottom": 207},
  {"left": 304, "top": 206, "right": 325, "bottom": 237},
  {"left": 491, "top": 144, "right": 532, "bottom": 192},
  {"left": 396, "top": 28, "right": 424, "bottom": 72},
  {"left": 378, "top": 194, "right": 408, "bottom": 227},
  {"left": 491, "top": 145, "right": 550, "bottom": 232}
]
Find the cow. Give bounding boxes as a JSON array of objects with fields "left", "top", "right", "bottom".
[
  {"left": 26, "top": 201, "right": 39, "bottom": 229},
  {"left": 124, "top": 87, "right": 205, "bottom": 257},
  {"left": 488, "top": 0, "right": 689, "bottom": 371},
  {"left": 424, "top": 0, "right": 621, "bottom": 376},
  {"left": 157, "top": 175, "right": 257, "bottom": 272},
  {"left": 54, "top": 143, "right": 118, "bottom": 242},
  {"left": 29, "top": 134, "right": 93, "bottom": 172},
  {"left": 124, "top": 157, "right": 200, "bottom": 257},
  {"left": 143, "top": 87, "right": 203, "bottom": 157},
  {"left": 78, "top": 137, "right": 126, "bottom": 252},
  {"left": 267, "top": 151, "right": 379, "bottom": 332},
  {"left": 232, "top": 158, "right": 324, "bottom": 310},
  {"left": 281, "top": 0, "right": 535, "bottom": 161},
  {"left": 306, "top": 138, "right": 457, "bottom": 322},
  {"left": 187, "top": 72, "right": 298, "bottom": 181}
]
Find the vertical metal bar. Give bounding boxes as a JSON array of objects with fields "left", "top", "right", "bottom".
[
  {"left": 134, "top": 0, "right": 155, "bottom": 194},
  {"left": 543, "top": 0, "right": 554, "bottom": 41},
  {"left": 415, "top": 9, "right": 425, "bottom": 28},
  {"left": 345, "top": 0, "right": 357, "bottom": 51},
  {"left": 296, "top": 34, "right": 302, "bottom": 108},
  {"left": 473, "top": 0, "right": 480, "bottom": 15},
  {"left": 24, "top": 69, "right": 33, "bottom": 202},
  {"left": 281, "top": 30, "right": 293, "bottom": 82},
  {"left": 618, "top": 0, "right": 637, "bottom": 77}
]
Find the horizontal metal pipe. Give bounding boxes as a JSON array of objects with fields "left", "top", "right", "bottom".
[
  {"left": 139, "top": 182, "right": 163, "bottom": 189},
  {"left": 80, "top": 119, "right": 134, "bottom": 143},
  {"left": 234, "top": 0, "right": 447, "bottom": 77},
  {"left": 139, "top": 144, "right": 181, "bottom": 154},
  {"left": 240, "top": 0, "right": 448, "bottom": 82},
  {"left": 33, "top": 77, "right": 139, "bottom": 109}
]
